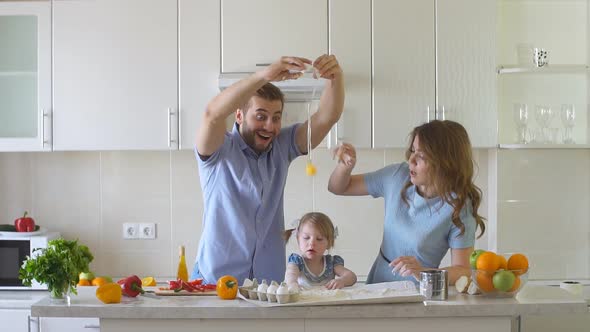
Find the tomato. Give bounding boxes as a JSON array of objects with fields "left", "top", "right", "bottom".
[{"left": 216, "top": 275, "right": 238, "bottom": 299}]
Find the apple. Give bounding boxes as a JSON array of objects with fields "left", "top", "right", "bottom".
[
  {"left": 492, "top": 270, "right": 516, "bottom": 292},
  {"left": 79, "top": 271, "right": 95, "bottom": 281},
  {"left": 99, "top": 276, "right": 113, "bottom": 283},
  {"left": 14, "top": 211, "right": 36, "bottom": 232},
  {"left": 469, "top": 249, "right": 486, "bottom": 269}
]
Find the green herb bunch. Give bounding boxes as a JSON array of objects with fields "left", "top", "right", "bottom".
[{"left": 19, "top": 238, "right": 94, "bottom": 297}]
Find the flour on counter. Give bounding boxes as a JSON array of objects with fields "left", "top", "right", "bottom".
[{"left": 239, "top": 280, "right": 423, "bottom": 307}]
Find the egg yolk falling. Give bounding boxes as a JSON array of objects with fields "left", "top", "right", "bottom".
[{"left": 306, "top": 161, "right": 317, "bottom": 176}]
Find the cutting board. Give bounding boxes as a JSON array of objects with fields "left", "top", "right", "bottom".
[{"left": 154, "top": 289, "right": 217, "bottom": 296}]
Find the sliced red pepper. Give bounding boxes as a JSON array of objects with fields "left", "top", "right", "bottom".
[{"left": 188, "top": 278, "right": 203, "bottom": 286}]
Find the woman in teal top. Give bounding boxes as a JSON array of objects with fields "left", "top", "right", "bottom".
[{"left": 328, "top": 120, "right": 486, "bottom": 285}]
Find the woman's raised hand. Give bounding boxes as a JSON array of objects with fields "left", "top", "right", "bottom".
[{"left": 332, "top": 143, "right": 356, "bottom": 169}]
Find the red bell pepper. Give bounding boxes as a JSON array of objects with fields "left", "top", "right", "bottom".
[{"left": 117, "top": 275, "right": 145, "bottom": 297}]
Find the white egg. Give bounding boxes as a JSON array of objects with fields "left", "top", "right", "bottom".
[
  {"left": 242, "top": 278, "right": 253, "bottom": 288},
  {"left": 267, "top": 281, "right": 279, "bottom": 295},
  {"left": 277, "top": 282, "right": 290, "bottom": 295},
  {"left": 257, "top": 279, "right": 268, "bottom": 293},
  {"left": 257, "top": 279, "right": 269, "bottom": 301}
]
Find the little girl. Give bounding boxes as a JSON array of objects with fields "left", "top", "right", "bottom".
[{"left": 284, "top": 212, "right": 357, "bottom": 289}]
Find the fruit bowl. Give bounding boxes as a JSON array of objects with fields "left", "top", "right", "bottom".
[
  {"left": 470, "top": 252, "right": 530, "bottom": 298},
  {"left": 471, "top": 268, "right": 528, "bottom": 298}
]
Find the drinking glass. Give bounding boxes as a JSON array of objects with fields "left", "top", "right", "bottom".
[
  {"left": 534, "top": 105, "right": 553, "bottom": 143},
  {"left": 513, "top": 103, "right": 529, "bottom": 144},
  {"left": 560, "top": 104, "right": 576, "bottom": 144}
]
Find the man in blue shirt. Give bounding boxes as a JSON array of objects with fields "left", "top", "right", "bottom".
[{"left": 193, "top": 55, "right": 344, "bottom": 284}]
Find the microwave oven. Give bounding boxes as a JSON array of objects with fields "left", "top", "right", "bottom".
[{"left": 0, "top": 231, "right": 60, "bottom": 290}]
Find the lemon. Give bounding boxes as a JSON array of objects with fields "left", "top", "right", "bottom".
[{"left": 142, "top": 276, "right": 156, "bottom": 287}]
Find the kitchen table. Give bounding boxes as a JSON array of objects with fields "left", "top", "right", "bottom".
[{"left": 30, "top": 285, "right": 587, "bottom": 332}]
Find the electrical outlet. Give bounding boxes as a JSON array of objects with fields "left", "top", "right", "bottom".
[
  {"left": 123, "top": 223, "right": 139, "bottom": 239},
  {"left": 138, "top": 223, "right": 156, "bottom": 239}
]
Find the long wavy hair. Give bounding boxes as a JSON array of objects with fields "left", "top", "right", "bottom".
[{"left": 401, "top": 120, "right": 486, "bottom": 238}]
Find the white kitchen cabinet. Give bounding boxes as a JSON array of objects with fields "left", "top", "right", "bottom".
[
  {"left": 373, "top": 0, "right": 497, "bottom": 148},
  {"left": 40, "top": 317, "right": 100, "bottom": 332},
  {"left": 329, "top": 0, "right": 372, "bottom": 148},
  {"left": 178, "top": 0, "right": 220, "bottom": 150},
  {"left": 0, "top": 1, "right": 52, "bottom": 152},
  {"left": 221, "top": 0, "right": 328, "bottom": 73},
  {"left": 52, "top": 0, "right": 178, "bottom": 151},
  {"left": 0, "top": 309, "right": 37, "bottom": 332}
]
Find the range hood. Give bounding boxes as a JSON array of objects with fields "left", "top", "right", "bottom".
[{"left": 218, "top": 73, "right": 325, "bottom": 102}]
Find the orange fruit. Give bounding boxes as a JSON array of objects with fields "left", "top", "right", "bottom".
[
  {"left": 476, "top": 252, "right": 501, "bottom": 272},
  {"left": 77, "top": 279, "right": 91, "bottom": 287},
  {"left": 507, "top": 253, "right": 529, "bottom": 275},
  {"left": 498, "top": 255, "right": 508, "bottom": 270},
  {"left": 508, "top": 276, "right": 521, "bottom": 292},
  {"left": 91, "top": 277, "right": 109, "bottom": 287},
  {"left": 475, "top": 271, "right": 495, "bottom": 292}
]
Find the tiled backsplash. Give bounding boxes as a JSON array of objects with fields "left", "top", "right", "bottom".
[
  {"left": 496, "top": 149, "right": 590, "bottom": 280},
  {"left": 13, "top": 148, "right": 590, "bottom": 280}
]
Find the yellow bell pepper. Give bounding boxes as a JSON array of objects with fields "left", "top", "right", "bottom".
[
  {"left": 216, "top": 275, "right": 238, "bottom": 300},
  {"left": 96, "top": 282, "right": 122, "bottom": 304}
]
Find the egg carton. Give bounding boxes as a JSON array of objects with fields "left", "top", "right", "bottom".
[{"left": 239, "top": 279, "right": 300, "bottom": 304}]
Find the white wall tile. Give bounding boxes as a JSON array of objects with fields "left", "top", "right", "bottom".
[
  {"left": 170, "top": 150, "right": 203, "bottom": 275},
  {"left": 99, "top": 151, "right": 171, "bottom": 277},
  {"left": 0, "top": 153, "right": 33, "bottom": 224},
  {"left": 497, "top": 149, "right": 590, "bottom": 280},
  {"left": 30, "top": 152, "right": 101, "bottom": 270}
]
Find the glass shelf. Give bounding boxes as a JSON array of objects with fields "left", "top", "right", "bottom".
[
  {"left": 498, "top": 143, "right": 590, "bottom": 149},
  {"left": 497, "top": 64, "right": 589, "bottom": 74}
]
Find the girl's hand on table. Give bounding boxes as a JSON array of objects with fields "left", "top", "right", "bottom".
[{"left": 324, "top": 279, "right": 347, "bottom": 290}]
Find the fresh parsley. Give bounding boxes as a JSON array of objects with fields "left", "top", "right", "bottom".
[{"left": 19, "top": 238, "right": 94, "bottom": 297}]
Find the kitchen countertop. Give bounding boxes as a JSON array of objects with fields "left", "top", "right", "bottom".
[
  {"left": 30, "top": 285, "right": 588, "bottom": 319},
  {"left": 0, "top": 290, "right": 49, "bottom": 309}
]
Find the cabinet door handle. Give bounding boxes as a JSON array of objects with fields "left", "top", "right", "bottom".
[
  {"left": 28, "top": 316, "right": 38, "bottom": 332},
  {"left": 255, "top": 63, "right": 271, "bottom": 67},
  {"left": 438, "top": 105, "right": 447, "bottom": 120},
  {"left": 83, "top": 324, "right": 100, "bottom": 329},
  {"left": 41, "top": 109, "right": 50, "bottom": 146},
  {"left": 167, "top": 107, "right": 177, "bottom": 148},
  {"left": 178, "top": 108, "right": 182, "bottom": 149}
]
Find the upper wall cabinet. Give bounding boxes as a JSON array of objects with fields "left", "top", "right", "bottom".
[
  {"left": 53, "top": 0, "right": 178, "bottom": 151},
  {"left": 179, "top": 0, "right": 220, "bottom": 150},
  {"left": 0, "top": 1, "right": 51, "bottom": 152},
  {"left": 373, "top": 0, "right": 497, "bottom": 148},
  {"left": 221, "top": 0, "right": 328, "bottom": 73},
  {"left": 329, "top": 0, "right": 372, "bottom": 148}
]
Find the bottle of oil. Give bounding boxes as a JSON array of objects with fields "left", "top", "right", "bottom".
[{"left": 177, "top": 245, "right": 188, "bottom": 282}]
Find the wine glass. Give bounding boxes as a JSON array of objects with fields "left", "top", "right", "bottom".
[
  {"left": 534, "top": 105, "right": 554, "bottom": 143},
  {"left": 560, "top": 104, "right": 576, "bottom": 144},
  {"left": 513, "top": 103, "right": 529, "bottom": 144}
]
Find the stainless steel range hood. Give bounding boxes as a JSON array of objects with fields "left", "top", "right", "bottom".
[{"left": 218, "top": 73, "right": 325, "bottom": 102}]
